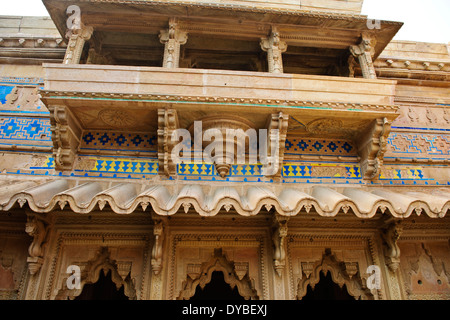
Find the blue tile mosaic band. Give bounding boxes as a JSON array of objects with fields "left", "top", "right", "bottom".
[{"left": 0, "top": 117, "right": 51, "bottom": 141}]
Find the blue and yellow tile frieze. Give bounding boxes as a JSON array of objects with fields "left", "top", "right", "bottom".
[
  {"left": 75, "top": 156, "right": 159, "bottom": 177},
  {"left": 177, "top": 162, "right": 362, "bottom": 180},
  {"left": 284, "top": 137, "right": 357, "bottom": 157},
  {"left": 80, "top": 131, "right": 157, "bottom": 153}
]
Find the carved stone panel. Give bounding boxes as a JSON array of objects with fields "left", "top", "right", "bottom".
[
  {"left": 288, "top": 233, "right": 380, "bottom": 300},
  {"left": 48, "top": 231, "right": 151, "bottom": 300},
  {"left": 398, "top": 240, "right": 450, "bottom": 300},
  {"left": 168, "top": 233, "right": 269, "bottom": 300}
]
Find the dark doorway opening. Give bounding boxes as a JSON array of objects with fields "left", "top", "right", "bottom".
[
  {"left": 191, "top": 271, "right": 245, "bottom": 300},
  {"left": 302, "top": 271, "right": 354, "bottom": 300},
  {"left": 75, "top": 270, "right": 128, "bottom": 300}
]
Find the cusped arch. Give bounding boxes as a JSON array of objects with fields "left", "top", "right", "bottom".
[
  {"left": 177, "top": 248, "right": 259, "bottom": 300},
  {"left": 297, "top": 249, "right": 374, "bottom": 300},
  {"left": 55, "top": 247, "right": 136, "bottom": 300}
]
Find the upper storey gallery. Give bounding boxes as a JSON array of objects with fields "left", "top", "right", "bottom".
[{"left": 41, "top": 0, "right": 402, "bottom": 78}]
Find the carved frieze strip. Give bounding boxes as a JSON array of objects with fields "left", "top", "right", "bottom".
[
  {"left": 81, "top": 0, "right": 399, "bottom": 22},
  {"left": 391, "top": 105, "right": 450, "bottom": 128},
  {"left": 58, "top": 232, "right": 150, "bottom": 242},
  {"left": 176, "top": 240, "right": 261, "bottom": 247},
  {"left": 40, "top": 90, "right": 399, "bottom": 112},
  {"left": 375, "top": 57, "right": 449, "bottom": 72},
  {"left": 0, "top": 37, "right": 66, "bottom": 49}
]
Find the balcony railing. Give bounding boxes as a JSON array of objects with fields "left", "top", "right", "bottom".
[{"left": 43, "top": 64, "right": 397, "bottom": 107}]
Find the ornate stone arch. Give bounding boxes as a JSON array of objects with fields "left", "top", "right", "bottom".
[
  {"left": 177, "top": 248, "right": 259, "bottom": 300},
  {"left": 297, "top": 249, "right": 374, "bottom": 300},
  {"left": 55, "top": 247, "right": 136, "bottom": 300}
]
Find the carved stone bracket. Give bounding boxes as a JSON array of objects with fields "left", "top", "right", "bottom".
[
  {"left": 380, "top": 219, "right": 403, "bottom": 273},
  {"left": 272, "top": 214, "right": 289, "bottom": 277},
  {"left": 48, "top": 105, "right": 82, "bottom": 171},
  {"left": 151, "top": 218, "right": 167, "bottom": 275},
  {"left": 63, "top": 24, "right": 94, "bottom": 64},
  {"left": 260, "top": 26, "right": 287, "bottom": 73},
  {"left": 159, "top": 18, "right": 188, "bottom": 68},
  {"left": 357, "top": 117, "right": 391, "bottom": 180},
  {"left": 264, "top": 112, "right": 289, "bottom": 178},
  {"left": 25, "top": 213, "right": 52, "bottom": 275},
  {"left": 350, "top": 33, "right": 377, "bottom": 79},
  {"left": 157, "top": 108, "right": 179, "bottom": 177}
]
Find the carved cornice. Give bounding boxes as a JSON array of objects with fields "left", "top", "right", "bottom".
[
  {"left": 40, "top": 90, "right": 399, "bottom": 113},
  {"left": 79, "top": 0, "right": 397, "bottom": 21},
  {"left": 2, "top": 180, "right": 449, "bottom": 219}
]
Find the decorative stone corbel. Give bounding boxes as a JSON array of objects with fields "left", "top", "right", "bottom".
[
  {"left": 157, "top": 108, "right": 179, "bottom": 177},
  {"left": 48, "top": 105, "right": 82, "bottom": 171},
  {"left": 25, "top": 214, "right": 51, "bottom": 275},
  {"left": 272, "top": 214, "right": 289, "bottom": 277},
  {"left": 380, "top": 219, "right": 403, "bottom": 272},
  {"left": 63, "top": 24, "right": 94, "bottom": 64},
  {"left": 357, "top": 117, "right": 391, "bottom": 180},
  {"left": 350, "top": 33, "right": 377, "bottom": 79},
  {"left": 262, "top": 112, "right": 289, "bottom": 178},
  {"left": 159, "top": 18, "right": 188, "bottom": 68},
  {"left": 151, "top": 218, "right": 167, "bottom": 275},
  {"left": 260, "top": 26, "right": 287, "bottom": 73}
]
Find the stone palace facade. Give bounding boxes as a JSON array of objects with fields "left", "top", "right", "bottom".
[{"left": 0, "top": 0, "right": 449, "bottom": 300}]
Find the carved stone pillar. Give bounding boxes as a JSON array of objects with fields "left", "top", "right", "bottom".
[
  {"left": 260, "top": 27, "right": 287, "bottom": 73},
  {"left": 350, "top": 34, "right": 377, "bottom": 79},
  {"left": 159, "top": 18, "right": 188, "bottom": 68},
  {"left": 63, "top": 25, "right": 94, "bottom": 64}
]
